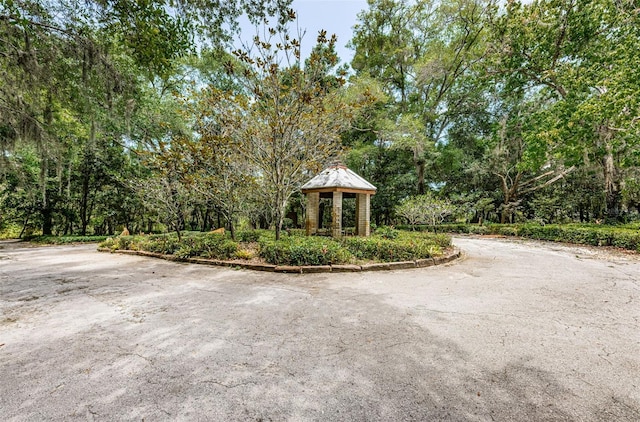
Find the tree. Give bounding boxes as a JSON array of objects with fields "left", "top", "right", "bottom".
[
  {"left": 396, "top": 193, "right": 455, "bottom": 231},
  {"left": 381, "top": 114, "right": 434, "bottom": 194},
  {"left": 395, "top": 196, "right": 423, "bottom": 228},
  {"left": 180, "top": 89, "right": 259, "bottom": 240},
  {"left": 216, "top": 22, "right": 369, "bottom": 239},
  {"left": 350, "top": 0, "right": 494, "bottom": 193},
  {"left": 0, "top": 0, "right": 294, "bottom": 236},
  {"left": 484, "top": 92, "right": 576, "bottom": 223},
  {"left": 0, "top": 0, "right": 189, "bottom": 234},
  {"left": 486, "top": 0, "right": 640, "bottom": 220}
]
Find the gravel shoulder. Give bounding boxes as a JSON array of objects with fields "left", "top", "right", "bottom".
[{"left": 1, "top": 237, "right": 638, "bottom": 421}]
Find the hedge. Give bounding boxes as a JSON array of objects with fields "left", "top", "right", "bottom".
[
  {"left": 28, "top": 235, "right": 109, "bottom": 244},
  {"left": 398, "top": 223, "right": 640, "bottom": 252}
]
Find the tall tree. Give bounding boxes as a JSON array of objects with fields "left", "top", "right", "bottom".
[
  {"left": 350, "top": 0, "right": 494, "bottom": 194},
  {"left": 215, "top": 21, "right": 370, "bottom": 239},
  {"left": 0, "top": 0, "right": 294, "bottom": 235},
  {"left": 487, "top": 0, "right": 640, "bottom": 220}
]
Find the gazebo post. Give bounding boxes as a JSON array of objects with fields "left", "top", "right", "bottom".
[
  {"left": 356, "top": 193, "right": 371, "bottom": 236},
  {"left": 355, "top": 194, "right": 361, "bottom": 235},
  {"left": 332, "top": 191, "right": 343, "bottom": 238},
  {"left": 305, "top": 192, "right": 320, "bottom": 236}
]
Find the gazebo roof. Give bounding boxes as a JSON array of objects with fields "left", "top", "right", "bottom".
[{"left": 301, "top": 164, "right": 377, "bottom": 194}]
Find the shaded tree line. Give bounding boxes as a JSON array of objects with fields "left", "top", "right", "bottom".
[
  {"left": 346, "top": 0, "right": 640, "bottom": 225},
  {"left": 2, "top": 0, "right": 640, "bottom": 239}
]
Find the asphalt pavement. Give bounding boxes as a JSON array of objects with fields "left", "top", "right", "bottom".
[{"left": 1, "top": 237, "right": 638, "bottom": 421}]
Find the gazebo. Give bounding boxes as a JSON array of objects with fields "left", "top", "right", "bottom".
[{"left": 301, "top": 164, "right": 376, "bottom": 237}]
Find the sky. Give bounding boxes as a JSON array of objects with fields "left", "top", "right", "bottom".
[
  {"left": 238, "top": 0, "right": 369, "bottom": 67},
  {"left": 289, "top": 0, "right": 368, "bottom": 65}
]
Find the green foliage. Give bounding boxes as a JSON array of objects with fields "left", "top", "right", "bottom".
[
  {"left": 174, "top": 235, "right": 238, "bottom": 259},
  {"left": 412, "top": 223, "right": 640, "bottom": 252},
  {"left": 396, "top": 194, "right": 456, "bottom": 229},
  {"left": 28, "top": 235, "right": 109, "bottom": 244},
  {"left": 236, "top": 229, "right": 270, "bottom": 242},
  {"left": 103, "top": 228, "right": 453, "bottom": 265},
  {"left": 258, "top": 231, "right": 451, "bottom": 265},
  {"left": 0, "top": 224, "right": 22, "bottom": 240},
  {"left": 258, "top": 236, "right": 352, "bottom": 266},
  {"left": 100, "top": 232, "right": 240, "bottom": 259},
  {"left": 342, "top": 232, "right": 449, "bottom": 262},
  {"left": 346, "top": 144, "right": 416, "bottom": 226},
  {"left": 286, "top": 229, "right": 306, "bottom": 237},
  {"left": 9, "top": 0, "right": 640, "bottom": 240},
  {"left": 130, "top": 234, "right": 180, "bottom": 254},
  {"left": 234, "top": 249, "right": 255, "bottom": 260},
  {"left": 0, "top": 0, "right": 295, "bottom": 240},
  {"left": 350, "top": 0, "right": 492, "bottom": 194},
  {"left": 374, "top": 226, "right": 399, "bottom": 239},
  {"left": 485, "top": 0, "right": 640, "bottom": 220}
]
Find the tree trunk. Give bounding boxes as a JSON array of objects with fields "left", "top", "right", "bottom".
[
  {"left": 80, "top": 172, "right": 90, "bottom": 235},
  {"left": 19, "top": 215, "right": 31, "bottom": 238},
  {"left": 42, "top": 206, "right": 53, "bottom": 235},
  {"left": 40, "top": 157, "right": 53, "bottom": 235},
  {"left": 416, "top": 159, "right": 425, "bottom": 195},
  {"left": 228, "top": 217, "right": 236, "bottom": 241},
  {"left": 275, "top": 207, "right": 283, "bottom": 240},
  {"left": 80, "top": 120, "right": 96, "bottom": 235},
  {"left": 603, "top": 142, "right": 621, "bottom": 221},
  {"left": 203, "top": 208, "right": 211, "bottom": 231}
]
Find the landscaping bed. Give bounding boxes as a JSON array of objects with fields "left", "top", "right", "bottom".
[{"left": 98, "top": 228, "right": 455, "bottom": 270}]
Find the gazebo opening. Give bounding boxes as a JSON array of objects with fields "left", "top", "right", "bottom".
[{"left": 301, "top": 164, "right": 377, "bottom": 237}]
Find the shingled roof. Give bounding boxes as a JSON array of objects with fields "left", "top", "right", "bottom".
[{"left": 301, "top": 164, "right": 376, "bottom": 194}]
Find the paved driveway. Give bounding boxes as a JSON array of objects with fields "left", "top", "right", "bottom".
[{"left": 1, "top": 237, "right": 639, "bottom": 421}]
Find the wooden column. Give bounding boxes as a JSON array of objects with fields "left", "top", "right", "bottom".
[
  {"left": 356, "top": 193, "right": 371, "bottom": 236},
  {"left": 332, "top": 191, "right": 343, "bottom": 238},
  {"left": 305, "top": 192, "right": 320, "bottom": 236}
]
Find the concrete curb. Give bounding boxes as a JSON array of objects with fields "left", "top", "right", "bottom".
[{"left": 98, "top": 248, "right": 461, "bottom": 274}]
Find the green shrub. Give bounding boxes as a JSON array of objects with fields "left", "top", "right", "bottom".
[
  {"left": 609, "top": 230, "right": 640, "bottom": 251},
  {"left": 173, "top": 234, "right": 238, "bottom": 259},
  {"left": 375, "top": 226, "right": 399, "bottom": 239},
  {"left": 0, "top": 223, "right": 23, "bottom": 240},
  {"left": 259, "top": 236, "right": 352, "bottom": 266},
  {"left": 99, "top": 237, "right": 116, "bottom": 249},
  {"left": 203, "top": 238, "right": 239, "bottom": 259},
  {"left": 342, "top": 232, "right": 447, "bottom": 262},
  {"left": 496, "top": 226, "right": 519, "bottom": 236},
  {"left": 287, "top": 229, "right": 306, "bottom": 237},
  {"left": 407, "top": 222, "right": 639, "bottom": 253},
  {"left": 102, "top": 229, "right": 454, "bottom": 265},
  {"left": 30, "top": 235, "right": 109, "bottom": 244},
  {"left": 117, "top": 236, "right": 133, "bottom": 250},
  {"left": 235, "top": 249, "right": 255, "bottom": 260},
  {"left": 236, "top": 230, "right": 261, "bottom": 242},
  {"left": 137, "top": 235, "right": 182, "bottom": 254}
]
